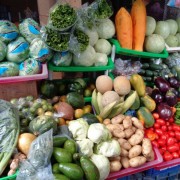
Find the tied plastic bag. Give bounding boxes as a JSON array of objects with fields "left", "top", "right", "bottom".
[
  {"left": 16, "top": 129, "right": 54, "bottom": 180},
  {"left": 0, "top": 20, "right": 19, "bottom": 44},
  {"left": 29, "top": 38, "right": 53, "bottom": 63},
  {"left": 47, "top": 0, "right": 77, "bottom": 31},
  {"left": 0, "top": 62, "right": 19, "bottom": 77},
  {"left": 167, "top": 0, "right": 180, "bottom": 8},
  {"left": 19, "top": 18, "right": 41, "bottom": 43},
  {"left": 0, "top": 40, "right": 7, "bottom": 61}
]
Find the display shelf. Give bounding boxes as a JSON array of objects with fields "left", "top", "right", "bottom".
[
  {"left": 109, "top": 38, "right": 169, "bottom": 59},
  {"left": 0, "top": 171, "right": 18, "bottom": 180},
  {"left": 165, "top": 44, "right": 180, "bottom": 53},
  {"left": 48, "top": 57, "right": 114, "bottom": 72},
  {"left": 106, "top": 147, "right": 163, "bottom": 179},
  {"left": 0, "top": 63, "right": 48, "bottom": 84}
]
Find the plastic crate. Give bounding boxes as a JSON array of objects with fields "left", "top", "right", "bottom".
[
  {"left": 0, "top": 171, "right": 17, "bottom": 180},
  {"left": 106, "top": 147, "right": 163, "bottom": 180},
  {"left": 108, "top": 39, "right": 169, "bottom": 59},
  {"left": 117, "top": 172, "right": 144, "bottom": 180},
  {"left": 144, "top": 165, "right": 180, "bottom": 180},
  {"left": 48, "top": 57, "right": 114, "bottom": 72}
]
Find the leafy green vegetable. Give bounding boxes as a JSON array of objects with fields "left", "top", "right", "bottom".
[
  {"left": 50, "top": 4, "right": 77, "bottom": 30},
  {"left": 45, "top": 27, "right": 70, "bottom": 52}
]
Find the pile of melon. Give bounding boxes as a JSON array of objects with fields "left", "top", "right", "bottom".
[{"left": 144, "top": 16, "right": 180, "bottom": 53}]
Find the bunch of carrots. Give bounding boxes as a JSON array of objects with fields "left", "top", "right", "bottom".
[{"left": 115, "top": 0, "right": 146, "bottom": 51}]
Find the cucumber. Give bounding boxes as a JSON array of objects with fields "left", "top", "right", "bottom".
[
  {"left": 153, "top": 71, "right": 159, "bottom": 76},
  {"left": 142, "top": 76, "right": 152, "bottom": 81},
  {"left": 138, "top": 69, "right": 146, "bottom": 75},
  {"left": 145, "top": 70, "right": 154, "bottom": 77},
  {"left": 141, "top": 63, "right": 149, "bottom": 69},
  {"left": 149, "top": 64, "right": 162, "bottom": 70}
]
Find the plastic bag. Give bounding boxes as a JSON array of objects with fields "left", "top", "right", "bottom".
[
  {"left": 19, "top": 18, "right": 41, "bottom": 43},
  {"left": 41, "top": 26, "right": 70, "bottom": 52},
  {"left": 47, "top": 0, "right": 77, "bottom": 31},
  {"left": 0, "top": 20, "right": 19, "bottom": 44},
  {"left": 16, "top": 129, "right": 54, "bottom": 180},
  {"left": 19, "top": 58, "right": 42, "bottom": 76},
  {"left": 0, "top": 40, "right": 7, "bottom": 61},
  {"left": 0, "top": 62, "right": 19, "bottom": 77},
  {"left": 29, "top": 38, "right": 53, "bottom": 63},
  {"left": 167, "top": 0, "right": 180, "bottom": 8},
  {"left": 113, "top": 59, "right": 142, "bottom": 77}
]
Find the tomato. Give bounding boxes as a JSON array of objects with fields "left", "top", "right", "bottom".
[
  {"left": 163, "top": 152, "right": 173, "bottom": 161},
  {"left": 161, "top": 146, "right": 167, "bottom": 151},
  {"left": 167, "top": 137, "right": 176, "bottom": 146},
  {"left": 155, "top": 129, "right": 163, "bottom": 136},
  {"left": 175, "top": 131, "right": 180, "bottom": 141},
  {"left": 172, "top": 125, "right": 180, "bottom": 131},
  {"left": 166, "top": 122, "right": 170, "bottom": 126},
  {"left": 146, "top": 130, "right": 157, "bottom": 141},
  {"left": 159, "top": 149, "right": 165, "bottom": 155},
  {"left": 153, "top": 113, "right": 159, "bottom": 120},
  {"left": 167, "top": 145, "right": 179, "bottom": 153},
  {"left": 154, "top": 123, "right": 160, "bottom": 129},
  {"left": 148, "top": 128, "right": 154, "bottom": 131},
  {"left": 151, "top": 140, "right": 159, "bottom": 148},
  {"left": 161, "top": 135, "right": 167, "bottom": 141},
  {"left": 161, "top": 125, "right": 167, "bottom": 131},
  {"left": 168, "top": 132, "right": 175, "bottom": 137},
  {"left": 158, "top": 139, "right": 166, "bottom": 147},
  {"left": 156, "top": 119, "right": 166, "bottom": 125},
  {"left": 168, "top": 126, "right": 173, "bottom": 131},
  {"left": 169, "top": 117, "right": 174, "bottom": 123},
  {"left": 172, "top": 152, "right": 179, "bottom": 159}
]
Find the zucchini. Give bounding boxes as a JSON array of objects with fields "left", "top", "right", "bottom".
[
  {"left": 149, "top": 64, "right": 162, "bottom": 70},
  {"left": 141, "top": 63, "right": 150, "bottom": 69},
  {"left": 145, "top": 70, "right": 154, "bottom": 77}
]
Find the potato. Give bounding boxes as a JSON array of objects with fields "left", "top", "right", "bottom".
[
  {"left": 121, "top": 148, "right": 129, "bottom": 157},
  {"left": 146, "top": 150, "right": 155, "bottom": 162},
  {"left": 106, "top": 124, "right": 123, "bottom": 133},
  {"left": 124, "top": 128, "right": 134, "bottom": 139},
  {"left": 118, "top": 138, "right": 132, "bottom": 150},
  {"left": 129, "top": 156, "right": 147, "bottom": 167},
  {"left": 121, "top": 157, "right": 130, "bottom": 169},
  {"left": 128, "top": 129, "right": 144, "bottom": 146},
  {"left": 132, "top": 126, "right": 137, "bottom": 133},
  {"left": 113, "top": 130, "right": 125, "bottom": 138},
  {"left": 131, "top": 117, "right": 144, "bottom": 130},
  {"left": 10, "top": 159, "right": 19, "bottom": 170},
  {"left": 106, "top": 124, "right": 116, "bottom": 132},
  {"left": 110, "top": 160, "right": 122, "bottom": 172},
  {"left": 111, "top": 114, "right": 125, "bottom": 124},
  {"left": 129, "top": 145, "right": 142, "bottom": 159},
  {"left": 142, "top": 138, "right": 153, "bottom": 158},
  {"left": 123, "top": 116, "right": 132, "bottom": 129},
  {"left": 103, "top": 118, "right": 111, "bottom": 125}
]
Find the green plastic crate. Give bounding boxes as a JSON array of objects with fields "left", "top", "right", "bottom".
[
  {"left": 109, "top": 38, "right": 169, "bottom": 59},
  {"left": 48, "top": 57, "right": 114, "bottom": 72},
  {"left": 0, "top": 171, "right": 18, "bottom": 180}
]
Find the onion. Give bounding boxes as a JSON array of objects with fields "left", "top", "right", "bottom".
[{"left": 18, "top": 133, "right": 36, "bottom": 155}]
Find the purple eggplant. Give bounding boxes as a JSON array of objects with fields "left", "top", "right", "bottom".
[
  {"left": 151, "top": 88, "right": 164, "bottom": 103},
  {"left": 155, "top": 77, "right": 170, "bottom": 93},
  {"left": 168, "top": 77, "right": 180, "bottom": 89},
  {"left": 169, "top": 88, "right": 178, "bottom": 97},
  {"left": 157, "top": 103, "right": 173, "bottom": 121},
  {"left": 165, "top": 89, "right": 178, "bottom": 107}
]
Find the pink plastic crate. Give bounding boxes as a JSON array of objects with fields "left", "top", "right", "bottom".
[
  {"left": 154, "top": 158, "right": 180, "bottom": 170},
  {"left": 106, "top": 147, "right": 163, "bottom": 180},
  {"left": 0, "top": 63, "right": 48, "bottom": 84}
]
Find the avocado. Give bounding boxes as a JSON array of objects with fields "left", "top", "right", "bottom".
[
  {"left": 53, "top": 174, "right": 70, "bottom": 180},
  {"left": 63, "top": 139, "right": 77, "bottom": 154},
  {"left": 52, "top": 163, "right": 60, "bottom": 174}
]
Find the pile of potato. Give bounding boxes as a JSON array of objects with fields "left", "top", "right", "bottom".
[{"left": 103, "top": 114, "right": 154, "bottom": 172}]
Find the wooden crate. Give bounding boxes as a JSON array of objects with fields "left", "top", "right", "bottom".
[{"left": 0, "top": 81, "right": 38, "bottom": 101}]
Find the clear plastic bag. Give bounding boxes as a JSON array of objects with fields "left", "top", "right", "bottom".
[
  {"left": 0, "top": 40, "right": 7, "bottom": 61},
  {"left": 16, "top": 129, "right": 54, "bottom": 180},
  {"left": 167, "top": 0, "right": 180, "bottom": 8},
  {"left": 47, "top": 0, "right": 77, "bottom": 31}
]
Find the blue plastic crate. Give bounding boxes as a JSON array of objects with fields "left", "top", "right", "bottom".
[
  {"left": 144, "top": 165, "right": 180, "bottom": 180},
  {"left": 117, "top": 172, "right": 144, "bottom": 180}
]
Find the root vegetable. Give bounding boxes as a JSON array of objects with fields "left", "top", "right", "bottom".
[
  {"left": 129, "top": 145, "right": 142, "bottom": 159},
  {"left": 106, "top": 124, "right": 115, "bottom": 132},
  {"left": 110, "top": 160, "right": 122, "bottom": 172},
  {"left": 121, "top": 157, "right": 130, "bottom": 169},
  {"left": 121, "top": 148, "right": 129, "bottom": 157},
  {"left": 106, "top": 124, "right": 124, "bottom": 133},
  {"left": 129, "top": 156, "right": 147, "bottom": 167},
  {"left": 142, "top": 138, "right": 153, "bottom": 158},
  {"left": 132, "top": 126, "right": 137, "bottom": 133},
  {"left": 124, "top": 128, "right": 134, "bottom": 139},
  {"left": 113, "top": 130, "right": 125, "bottom": 138},
  {"left": 103, "top": 119, "right": 111, "bottom": 125},
  {"left": 146, "top": 150, "right": 155, "bottom": 162},
  {"left": 8, "top": 169, "right": 16, "bottom": 176},
  {"left": 128, "top": 129, "right": 144, "bottom": 146},
  {"left": 10, "top": 159, "right": 19, "bottom": 170},
  {"left": 123, "top": 116, "right": 132, "bottom": 129},
  {"left": 111, "top": 114, "right": 125, "bottom": 124},
  {"left": 131, "top": 117, "right": 144, "bottom": 130},
  {"left": 118, "top": 139, "right": 132, "bottom": 150}
]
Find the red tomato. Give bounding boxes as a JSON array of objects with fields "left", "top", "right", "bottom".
[
  {"left": 169, "top": 118, "right": 174, "bottom": 123},
  {"left": 151, "top": 140, "right": 159, "bottom": 148},
  {"left": 154, "top": 123, "right": 160, "bottom": 129},
  {"left": 172, "top": 152, "right": 179, "bottom": 159},
  {"left": 156, "top": 119, "right": 166, "bottom": 125},
  {"left": 175, "top": 131, "right": 180, "bottom": 141},
  {"left": 161, "top": 146, "right": 167, "bottom": 151},
  {"left": 158, "top": 139, "right": 166, "bottom": 147},
  {"left": 168, "top": 126, "right": 173, "bottom": 131},
  {"left": 161, "top": 135, "right": 167, "bottom": 141},
  {"left": 168, "top": 132, "right": 175, "bottom": 137},
  {"left": 155, "top": 129, "right": 163, "bottom": 136},
  {"left": 163, "top": 151, "right": 173, "bottom": 161},
  {"left": 167, "top": 137, "right": 176, "bottom": 146},
  {"left": 167, "top": 145, "right": 179, "bottom": 153},
  {"left": 161, "top": 125, "right": 167, "bottom": 131},
  {"left": 166, "top": 122, "right": 170, "bottom": 126},
  {"left": 159, "top": 149, "right": 165, "bottom": 155},
  {"left": 172, "top": 125, "right": 180, "bottom": 131},
  {"left": 153, "top": 113, "right": 159, "bottom": 120},
  {"left": 148, "top": 128, "right": 154, "bottom": 131}
]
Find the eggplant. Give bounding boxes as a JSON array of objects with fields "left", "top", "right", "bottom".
[
  {"left": 157, "top": 103, "right": 173, "bottom": 121},
  {"left": 155, "top": 77, "right": 170, "bottom": 93},
  {"left": 168, "top": 76, "right": 180, "bottom": 89},
  {"left": 169, "top": 88, "right": 178, "bottom": 97},
  {"left": 151, "top": 88, "right": 164, "bottom": 103},
  {"left": 165, "top": 89, "right": 178, "bottom": 107}
]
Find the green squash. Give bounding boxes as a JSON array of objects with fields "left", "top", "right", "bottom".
[
  {"left": 29, "top": 115, "right": 57, "bottom": 135},
  {"left": 81, "top": 113, "right": 99, "bottom": 125}
]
